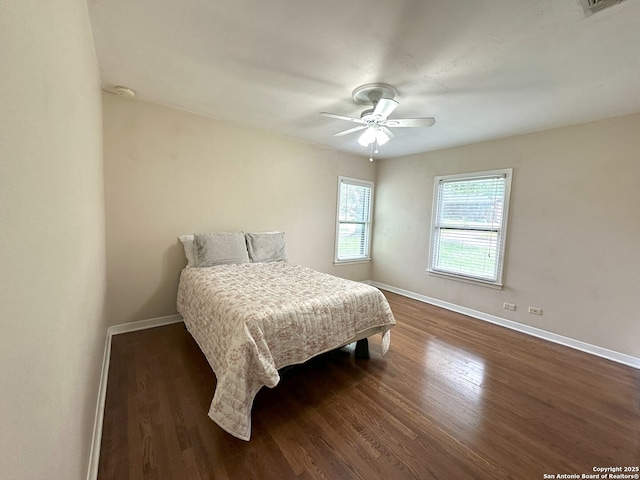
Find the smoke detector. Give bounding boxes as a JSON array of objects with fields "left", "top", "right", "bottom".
[{"left": 114, "top": 86, "right": 136, "bottom": 98}]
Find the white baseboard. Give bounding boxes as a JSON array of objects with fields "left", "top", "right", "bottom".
[
  {"left": 108, "top": 313, "right": 183, "bottom": 336},
  {"left": 85, "top": 331, "right": 112, "bottom": 480},
  {"left": 370, "top": 281, "right": 640, "bottom": 370},
  {"left": 86, "top": 314, "right": 184, "bottom": 480}
]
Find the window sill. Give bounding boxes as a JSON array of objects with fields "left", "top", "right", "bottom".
[
  {"left": 426, "top": 269, "right": 503, "bottom": 289},
  {"left": 334, "top": 258, "right": 371, "bottom": 266}
]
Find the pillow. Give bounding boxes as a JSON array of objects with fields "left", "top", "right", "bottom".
[
  {"left": 178, "top": 234, "right": 196, "bottom": 267},
  {"left": 193, "top": 232, "right": 250, "bottom": 267},
  {"left": 245, "top": 232, "right": 287, "bottom": 263}
]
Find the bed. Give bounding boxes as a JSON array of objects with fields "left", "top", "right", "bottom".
[{"left": 176, "top": 231, "right": 396, "bottom": 440}]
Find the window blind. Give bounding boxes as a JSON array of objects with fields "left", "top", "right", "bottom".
[
  {"left": 336, "top": 178, "right": 373, "bottom": 261},
  {"left": 432, "top": 174, "right": 508, "bottom": 283}
]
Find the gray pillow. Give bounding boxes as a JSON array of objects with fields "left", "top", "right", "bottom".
[
  {"left": 193, "top": 232, "right": 250, "bottom": 267},
  {"left": 245, "top": 232, "right": 287, "bottom": 263}
]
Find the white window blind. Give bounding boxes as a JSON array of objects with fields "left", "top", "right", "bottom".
[
  {"left": 335, "top": 177, "right": 373, "bottom": 262},
  {"left": 429, "top": 169, "right": 512, "bottom": 285}
]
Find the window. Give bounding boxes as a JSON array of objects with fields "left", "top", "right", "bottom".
[
  {"left": 428, "top": 169, "right": 512, "bottom": 286},
  {"left": 335, "top": 176, "right": 373, "bottom": 263}
]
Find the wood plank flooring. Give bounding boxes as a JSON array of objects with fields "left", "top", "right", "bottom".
[{"left": 98, "top": 291, "right": 640, "bottom": 479}]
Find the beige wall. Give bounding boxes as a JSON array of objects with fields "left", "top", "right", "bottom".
[
  {"left": 372, "top": 112, "right": 640, "bottom": 358},
  {"left": 103, "top": 95, "right": 640, "bottom": 358},
  {"left": 103, "top": 94, "right": 375, "bottom": 325},
  {"left": 0, "top": 1, "right": 106, "bottom": 480}
]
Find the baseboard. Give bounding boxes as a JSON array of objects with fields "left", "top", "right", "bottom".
[
  {"left": 370, "top": 281, "right": 640, "bottom": 370},
  {"left": 85, "top": 331, "right": 112, "bottom": 480},
  {"left": 108, "top": 313, "right": 183, "bottom": 336},
  {"left": 86, "top": 314, "right": 184, "bottom": 480}
]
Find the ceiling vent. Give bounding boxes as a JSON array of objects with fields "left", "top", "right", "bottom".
[{"left": 579, "top": 0, "right": 627, "bottom": 16}]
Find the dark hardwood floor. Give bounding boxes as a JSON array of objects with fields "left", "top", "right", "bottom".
[{"left": 98, "top": 291, "right": 640, "bottom": 480}]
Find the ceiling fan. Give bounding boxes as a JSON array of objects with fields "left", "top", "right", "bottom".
[{"left": 320, "top": 83, "right": 435, "bottom": 159}]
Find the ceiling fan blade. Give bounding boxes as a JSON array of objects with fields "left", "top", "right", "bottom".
[
  {"left": 333, "top": 125, "right": 367, "bottom": 137},
  {"left": 373, "top": 98, "right": 399, "bottom": 118},
  {"left": 379, "top": 126, "right": 396, "bottom": 140},
  {"left": 319, "top": 112, "right": 366, "bottom": 124},
  {"left": 384, "top": 117, "right": 436, "bottom": 128}
]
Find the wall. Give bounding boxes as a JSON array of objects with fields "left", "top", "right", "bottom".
[
  {"left": 372, "top": 112, "right": 640, "bottom": 358},
  {"left": 103, "top": 94, "right": 375, "bottom": 325},
  {"left": 0, "top": 1, "right": 107, "bottom": 480}
]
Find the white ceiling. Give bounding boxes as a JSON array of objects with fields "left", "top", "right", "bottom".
[{"left": 88, "top": 0, "right": 640, "bottom": 159}]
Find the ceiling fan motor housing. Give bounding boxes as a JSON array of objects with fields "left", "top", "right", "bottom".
[{"left": 360, "top": 108, "right": 385, "bottom": 123}]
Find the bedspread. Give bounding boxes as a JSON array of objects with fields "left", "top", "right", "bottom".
[{"left": 176, "top": 262, "right": 395, "bottom": 440}]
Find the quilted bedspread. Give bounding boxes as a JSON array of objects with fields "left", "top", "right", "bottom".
[{"left": 176, "top": 262, "right": 395, "bottom": 440}]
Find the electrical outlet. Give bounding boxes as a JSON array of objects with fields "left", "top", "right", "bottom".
[
  {"left": 503, "top": 302, "right": 516, "bottom": 311},
  {"left": 528, "top": 307, "right": 543, "bottom": 315}
]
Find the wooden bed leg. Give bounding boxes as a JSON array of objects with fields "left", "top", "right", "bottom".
[{"left": 355, "top": 338, "right": 370, "bottom": 359}]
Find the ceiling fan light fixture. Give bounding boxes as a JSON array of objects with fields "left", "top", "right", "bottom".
[
  {"left": 358, "top": 126, "right": 377, "bottom": 146},
  {"left": 376, "top": 129, "right": 390, "bottom": 146}
]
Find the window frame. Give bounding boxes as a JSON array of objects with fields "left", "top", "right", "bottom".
[
  {"left": 334, "top": 176, "right": 374, "bottom": 264},
  {"left": 427, "top": 168, "right": 513, "bottom": 287}
]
